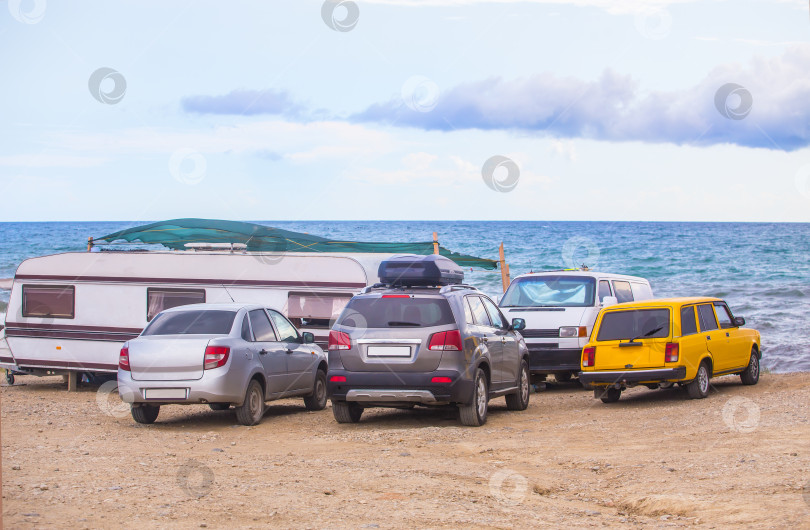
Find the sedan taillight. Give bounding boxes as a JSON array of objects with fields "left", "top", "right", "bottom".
[
  {"left": 119, "top": 345, "right": 130, "bottom": 371},
  {"left": 204, "top": 346, "right": 230, "bottom": 370}
]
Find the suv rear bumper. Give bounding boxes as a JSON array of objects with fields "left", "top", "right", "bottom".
[
  {"left": 578, "top": 367, "right": 687, "bottom": 385},
  {"left": 327, "top": 369, "right": 474, "bottom": 405},
  {"left": 527, "top": 347, "right": 582, "bottom": 374}
]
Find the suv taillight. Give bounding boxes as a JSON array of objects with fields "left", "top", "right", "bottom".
[
  {"left": 665, "top": 343, "right": 679, "bottom": 363},
  {"left": 328, "top": 330, "right": 351, "bottom": 351},
  {"left": 204, "top": 346, "right": 230, "bottom": 370},
  {"left": 119, "top": 345, "right": 130, "bottom": 371},
  {"left": 582, "top": 347, "right": 596, "bottom": 367},
  {"left": 428, "top": 329, "right": 462, "bottom": 351}
]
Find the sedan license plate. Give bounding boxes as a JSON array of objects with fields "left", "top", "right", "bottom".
[
  {"left": 143, "top": 388, "right": 187, "bottom": 400},
  {"left": 367, "top": 346, "right": 411, "bottom": 357}
]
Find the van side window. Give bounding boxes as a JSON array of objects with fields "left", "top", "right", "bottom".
[
  {"left": 598, "top": 280, "right": 612, "bottom": 302},
  {"left": 249, "top": 309, "right": 277, "bottom": 342},
  {"left": 268, "top": 310, "right": 299, "bottom": 342},
  {"left": 697, "top": 304, "right": 718, "bottom": 331},
  {"left": 147, "top": 288, "right": 205, "bottom": 321},
  {"left": 467, "top": 296, "right": 492, "bottom": 327},
  {"left": 481, "top": 297, "right": 505, "bottom": 328},
  {"left": 241, "top": 315, "right": 253, "bottom": 342},
  {"left": 680, "top": 306, "right": 697, "bottom": 336},
  {"left": 713, "top": 303, "right": 734, "bottom": 329},
  {"left": 612, "top": 281, "right": 634, "bottom": 304},
  {"left": 630, "top": 282, "right": 652, "bottom": 301},
  {"left": 22, "top": 285, "right": 75, "bottom": 319}
]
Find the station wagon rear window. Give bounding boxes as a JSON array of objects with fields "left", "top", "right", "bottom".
[
  {"left": 22, "top": 285, "right": 75, "bottom": 318},
  {"left": 596, "top": 309, "right": 670, "bottom": 341},
  {"left": 500, "top": 276, "right": 596, "bottom": 308},
  {"left": 336, "top": 297, "right": 455, "bottom": 328},
  {"left": 142, "top": 310, "right": 236, "bottom": 336}
]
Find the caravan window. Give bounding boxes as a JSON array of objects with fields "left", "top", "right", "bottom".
[
  {"left": 22, "top": 285, "right": 75, "bottom": 318},
  {"left": 147, "top": 288, "right": 206, "bottom": 321},
  {"left": 287, "top": 292, "right": 352, "bottom": 327}
]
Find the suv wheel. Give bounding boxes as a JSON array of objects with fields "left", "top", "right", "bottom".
[
  {"left": 740, "top": 349, "right": 760, "bottom": 385},
  {"left": 332, "top": 400, "right": 363, "bottom": 423},
  {"left": 304, "top": 370, "right": 328, "bottom": 411},
  {"left": 459, "top": 368, "right": 488, "bottom": 426},
  {"left": 687, "top": 362, "right": 710, "bottom": 399},
  {"left": 235, "top": 380, "right": 265, "bottom": 426},
  {"left": 505, "top": 360, "right": 530, "bottom": 411}
]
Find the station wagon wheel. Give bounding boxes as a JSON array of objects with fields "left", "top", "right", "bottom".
[
  {"left": 740, "top": 348, "right": 760, "bottom": 386},
  {"left": 304, "top": 370, "right": 328, "bottom": 411},
  {"left": 506, "top": 360, "right": 530, "bottom": 411},
  {"left": 597, "top": 387, "right": 621, "bottom": 403},
  {"left": 687, "top": 362, "right": 710, "bottom": 399},
  {"left": 131, "top": 404, "right": 160, "bottom": 424},
  {"left": 235, "top": 380, "right": 265, "bottom": 426},
  {"left": 459, "top": 368, "right": 488, "bottom": 427}
]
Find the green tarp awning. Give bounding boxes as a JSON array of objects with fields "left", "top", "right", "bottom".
[{"left": 96, "top": 219, "right": 498, "bottom": 270}]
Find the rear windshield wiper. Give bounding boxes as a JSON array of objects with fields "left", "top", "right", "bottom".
[
  {"left": 627, "top": 326, "right": 664, "bottom": 343},
  {"left": 387, "top": 321, "right": 421, "bottom": 327}
]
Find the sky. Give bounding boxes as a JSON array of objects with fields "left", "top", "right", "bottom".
[{"left": 1, "top": 0, "right": 809, "bottom": 222}]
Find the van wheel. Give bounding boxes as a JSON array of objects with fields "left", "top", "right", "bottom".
[
  {"left": 506, "top": 360, "right": 530, "bottom": 411},
  {"left": 209, "top": 403, "right": 230, "bottom": 411},
  {"left": 304, "top": 370, "right": 328, "bottom": 411},
  {"left": 459, "top": 368, "right": 488, "bottom": 426},
  {"left": 740, "top": 349, "right": 760, "bottom": 385},
  {"left": 687, "top": 362, "right": 710, "bottom": 399},
  {"left": 235, "top": 380, "right": 265, "bottom": 426},
  {"left": 131, "top": 404, "right": 160, "bottom": 424},
  {"left": 596, "top": 387, "right": 621, "bottom": 403},
  {"left": 332, "top": 400, "right": 363, "bottom": 423}
]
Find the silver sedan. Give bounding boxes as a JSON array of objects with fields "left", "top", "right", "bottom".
[{"left": 118, "top": 303, "right": 327, "bottom": 425}]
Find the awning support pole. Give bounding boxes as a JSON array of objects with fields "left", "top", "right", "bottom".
[
  {"left": 87, "top": 237, "right": 93, "bottom": 252},
  {"left": 499, "top": 242, "right": 511, "bottom": 292},
  {"left": 432, "top": 232, "right": 439, "bottom": 255}
]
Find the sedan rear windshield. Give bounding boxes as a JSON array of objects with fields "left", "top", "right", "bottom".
[
  {"left": 500, "top": 275, "right": 596, "bottom": 308},
  {"left": 335, "top": 296, "right": 455, "bottom": 328},
  {"left": 142, "top": 310, "right": 236, "bottom": 336},
  {"left": 596, "top": 309, "right": 670, "bottom": 341}
]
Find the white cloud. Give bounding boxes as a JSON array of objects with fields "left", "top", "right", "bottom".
[{"left": 0, "top": 154, "right": 107, "bottom": 168}]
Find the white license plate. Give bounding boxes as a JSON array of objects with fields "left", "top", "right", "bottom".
[
  {"left": 367, "top": 346, "right": 411, "bottom": 357},
  {"left": 143, "top": 388, "right": 187, "bottom": 400}
]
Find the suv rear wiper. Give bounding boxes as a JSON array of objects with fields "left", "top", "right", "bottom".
[
  {"left": 387, "top": 321, "right": 421, "bottom": 327},
  {"left": 627, "top": 326, "right": 664, "bottom": 343}
]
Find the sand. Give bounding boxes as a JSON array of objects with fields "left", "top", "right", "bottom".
[{"left": 2, "top": 372, "right": 809, "bottom": 528}]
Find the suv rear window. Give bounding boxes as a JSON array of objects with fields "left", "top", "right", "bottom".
[
  {"left": 143, "top": 310, "right": 236, "bottom": 336},
  {"left": 596, "top": 309, "right": 670, "bottom": 341},
  {"left": 336, "top": 296, "right": 455, "bottom": 328}
]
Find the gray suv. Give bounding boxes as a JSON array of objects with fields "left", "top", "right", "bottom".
[{"left": 326, "top": 255, "right": 530, "bottom": 427}]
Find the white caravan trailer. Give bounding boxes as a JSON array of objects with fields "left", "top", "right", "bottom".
[{"left": 0, "top": 249, "right": 390, "bottom": 378}]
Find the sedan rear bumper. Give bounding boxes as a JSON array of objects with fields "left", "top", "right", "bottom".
[
  {"left": 117, "top": 368, "right": 246, "bottom": 405},
  {"left": 327, "top": 369, "right": 473, "bottom": 405},
  {"left": 578, "top": 367, "right": 687, "bottom": 385}
]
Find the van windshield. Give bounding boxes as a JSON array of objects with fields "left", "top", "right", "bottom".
[
  {"left": 596, "top": 309, "right": 670, "bottom": 341},
  {"left": 500, "top": 276, "right": 596, "bottom": 308},
  {"left": 335, "top": 296, "right": 455, "bottom": 328},
  {"left": 142, "top": 310, "right": 236, "bottom": 336}
]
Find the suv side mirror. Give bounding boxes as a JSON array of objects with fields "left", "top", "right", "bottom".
[
  {"left": 601, "top": 296, "right": 618, "bottom": 307},
  {"left": 302, "top": 332, "right": 315, "bottom": 344},
  {"left": 510, "top": 318, "right": 526, "bottom": 332},
  {"left": 733, "top": 316, "right": 745, "bottom": 327}
]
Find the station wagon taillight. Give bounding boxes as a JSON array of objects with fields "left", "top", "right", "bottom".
[
  {"left": 582, "top": 347, "right": 596, "bottom": 367},
  {"left": 665, "top": 343, "right": 679, "bottom": 363},
  {"left": 204, "top": 346, "right": 230, "bottom": 370},
  {"left": 328, "top": 331, "right": 351, "bottom": 351},
  {"left": 119, "top": 345, "right": 130, "bottom": 371},
  {"left": 428, "top": 329, "right": 463, "bottom": 351}
]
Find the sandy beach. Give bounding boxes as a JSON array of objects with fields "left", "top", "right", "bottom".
[{"left": 2, "top": 372, "right": 809, "bottom": 528}]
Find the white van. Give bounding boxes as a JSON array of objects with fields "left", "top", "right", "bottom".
[{"left": 498, "top": 268, "right": 653, "bottom": 383}]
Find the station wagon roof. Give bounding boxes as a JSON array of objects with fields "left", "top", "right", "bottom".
[{"left": 603, "top": 297, "right": 722, "bottom": 310}]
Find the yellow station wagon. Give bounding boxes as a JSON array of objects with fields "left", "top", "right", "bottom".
[{"left": 578, "top": 297, "right": 761, "bottom": 403}]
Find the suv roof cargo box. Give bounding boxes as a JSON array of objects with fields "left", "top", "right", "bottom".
[{"left": 378, "top": 255, "right": 464, "bottom": 287}]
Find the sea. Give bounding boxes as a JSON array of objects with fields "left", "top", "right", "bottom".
[{"left": 0, "top": 221, "right": 807, "bottom": 373}]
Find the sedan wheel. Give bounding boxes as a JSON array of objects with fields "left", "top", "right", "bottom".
[{"left": 235, "top": 380, "right": 265, "bottom": 426}]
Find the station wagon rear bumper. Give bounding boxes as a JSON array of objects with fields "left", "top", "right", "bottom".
[{"left": 578, "top": 367, "right": 687, "bottom": 385}]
